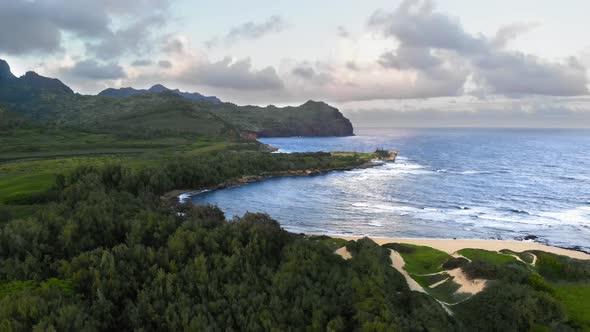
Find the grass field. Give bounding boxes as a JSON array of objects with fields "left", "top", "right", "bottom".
[
  {"left": 383, "top": 243, "right": 452, "bottom": 274},
  {"left": 458, "top": 248, "right": 519, "bottom": 265},
  {"left": 0, "top": 124, "right": 265, "bottom": 220},
  {"left": 553, "top": 283, "right": 590, "bottom": 331}
]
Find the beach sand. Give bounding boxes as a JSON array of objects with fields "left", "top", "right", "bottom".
[{"left": 333, "top": 236, "right": 590, "bottom": 260}]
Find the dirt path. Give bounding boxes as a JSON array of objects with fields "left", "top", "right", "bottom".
[
  {"left": 388, "top": 250, "right": 427, "bottom": 293},
  {"left": 445, "top": 269, "right": 487, "bottom": 295}
]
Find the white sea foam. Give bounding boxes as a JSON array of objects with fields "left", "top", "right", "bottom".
[
  {"left": 435, "top": 169, "right": 493, "bottom": 175},
  {"left": 178, "top": 189, "right": 211, "bottom": 203},
  {"left": 538, "top": 206, "right": 590, "bottom": 225},
  {"left": 178, "top": 193, "right": 191, "bottom": 203},
  {"left": 351, "top": 201, "right": 590, "bottom": 229}
]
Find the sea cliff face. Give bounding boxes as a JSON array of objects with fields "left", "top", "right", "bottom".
[
  {"left": 255, "top": 101, "right": 354, "bottom": 137},
  {"left": 256, "top": 117, "right": 354, "bottom": 137},
  {"left": 216, "top": 100, "right": 355, "bottom": 138}
]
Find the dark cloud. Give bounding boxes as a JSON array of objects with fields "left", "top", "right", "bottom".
[
  {"left": 0, "top": 0, "right": 170, "bottom": 58},
  {"left": 369, "top": 0, "right": 588, "bottom": 97},
  {"left": 0, "top": 1, "right": 108, "bottom": 55},
  {"left": 182, "top": 57, "right": 283, "bottom": 90},
  {"left": 131, "top": 59, "right": 153, "bottom": 67},
  {"left": 292, "top": 66, "right": 315, "bottom": 79},
  {"left": 208, "top": 16, "right": 287, "bottom": 47},
  {"left": 158, "top": 60, "right": 173, "bottom": 69},
  {"left": 62, "top": 59, "right": 126, "bottom": 80},
  {"left": 85, "top": 14, "right": 168, "bottom": 59},
  {"left": 291, "top": 64, "right": 334, "bottom": 85}
]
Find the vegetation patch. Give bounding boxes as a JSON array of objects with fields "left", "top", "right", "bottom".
[
  {"left": 308, "top": 235, "right": 349, "bottom": 251},
  {"left": 425, "top": 278, "right": 469, "bottom": 304},
  {"left": 533, "top": 251, "right": 590, "bottom": 282},
  {"left": 500, "top": 249, "right": 536, "bottom": 264},
  {"left": 413, "top": 272, "right": 449, "bottom": 287},
  {"left": 383, "top": 243, "right": 452, "bottom": 275},
  {"left": 458, "top": 248, "right": 519, "bottom": 265},
  {"left": 552, "top": 283, "right": 590, "bottom": 331}
]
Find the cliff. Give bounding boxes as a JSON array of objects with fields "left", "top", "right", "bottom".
[{"left": 202, "top": 100, "right": 354, "bottom": 138}]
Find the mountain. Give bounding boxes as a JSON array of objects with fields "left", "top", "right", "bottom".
[
  {"left": 99, "top": 84, "right": 222, "bottom": 104},
  {"left": 0, "top": 59, "right": 353, "bottom": 138},
  {"left": 0, "top": 59, "right": 16, "bottom": 81},
  {"left": 19, "top": 71, "right": 74, "bottom": 94},
  {"left": 0, "top": 60, "right": 74, "bottom": 108}
]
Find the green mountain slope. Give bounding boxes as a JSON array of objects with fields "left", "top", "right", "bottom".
[{"left": 0, "top": 59, "right": 354, "bottom": 138}]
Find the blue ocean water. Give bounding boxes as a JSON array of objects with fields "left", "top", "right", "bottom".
[{"left": 192, "top": 128, "right": 590, "bottom": 251}]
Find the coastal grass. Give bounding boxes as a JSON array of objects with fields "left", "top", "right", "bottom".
[
  {"left": 458, "top": 248, "right": 519, "bottom": 265},
  {"left": 424, "top": 278, "right": 470, "bottom": 304},
  {"left": 383, "top": 243, "right": 452, "bottom": 275},
  {"left": 0, "top": 155, "right": 140, "bottom": 204},
  {"left": 500, "top": 249, "right": 535, "bottom": 264},
  {"left": 0, "top": 130, "right": 256, "bottom": 205},
  {"left": 552, "top": 283, "right": 590, "bottom": 331},
  {"left": 413, "top": 272, "right": 449, "bottom": 287},
  {"left": 308, "top": 236, "right": 350, "bottom": 251}
]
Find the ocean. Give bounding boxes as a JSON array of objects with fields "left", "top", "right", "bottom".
[{"left": 191, "top": 128, "right": 590, "bottom": 252}]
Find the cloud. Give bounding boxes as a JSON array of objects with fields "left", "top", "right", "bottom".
[
  {"left": 0, "top": 1, "right": 108, "bottom": 55},
  {"left": 472, "top": 54, "right": 588, "bottom": 96},
  {"left": 158, "top": 60, "right": 173, "bottom": 69},
  {"left": 378, "top": 47, "right": 442, "bottom": 70},
  {"left": 207, "top": 16, "right": 287, "bottom": 47},
  {"left": 85, "top": 14, "right": 169, "bottom": 59},
  {"left": 343, "top": 97, "right": 590, "bottom": 128},
  {"left": 369, "top": 1, "right": 487, "bottom": 54},
  {"left": 180, "top": 57, "right": 284, "bottom": 90},
  {"left": 337, "top": 26, "right": 351, "bottom": 38},
  {"left": 131, "top": 59, "right": 153, "bottom": 67},
  {"left": 368, "top": 0, "right": 588, "bottom": 97},
  {"left": 0, "top": 0, "right": 171, "bottom": 58},
  {"left": 492, "top": 23, "right": 539, "bottom": 49},
  {"left": 61, "top": 59, "right": 126, "bottom": 80},
  {"left": 291, "top": 63, "right": 334, "bottom": 85},
  {"left": 292, "top": 65, "right": 315, "bottom": 79},
  {"left": 345, "top": 61, "right": 359, "bottom": 71}
]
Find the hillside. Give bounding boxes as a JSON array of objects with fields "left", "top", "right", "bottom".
[{"left": 0, "top": 59, "right": 354, "bottom": 138}]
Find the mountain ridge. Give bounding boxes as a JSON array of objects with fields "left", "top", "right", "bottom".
[
  {"left": 0, "top": 58, "right": 354, "bottom": 138},
  {"left": 99, "top": 84, "right": 222, "bottom": 104}
]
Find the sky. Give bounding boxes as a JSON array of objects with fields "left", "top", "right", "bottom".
[{"left": 2, "top": 0, "right": 590, "bottom": 127}]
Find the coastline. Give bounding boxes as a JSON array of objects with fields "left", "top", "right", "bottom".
[
  {"left": 161, "top": 159, "right": 386, "bottom": 204},
  {"left": 332, "top": 236, "right": 590, "bottom": 260}
]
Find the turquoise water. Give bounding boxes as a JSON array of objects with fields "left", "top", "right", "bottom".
[{"left": 192, "top": 128, "right": 590, "bottom": 251}]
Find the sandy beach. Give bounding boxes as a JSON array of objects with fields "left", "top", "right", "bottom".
[{"left": 333, "top": 236, "right": 590, "bottom": 260}]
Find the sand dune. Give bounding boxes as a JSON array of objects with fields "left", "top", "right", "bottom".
[{"left": 334, "top": 236, "right": 590, "bottom": 260}]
